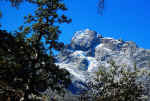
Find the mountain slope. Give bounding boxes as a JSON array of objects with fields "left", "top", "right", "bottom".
[{"left": 56, "top": 29, "right": 150, "bottom": 95}]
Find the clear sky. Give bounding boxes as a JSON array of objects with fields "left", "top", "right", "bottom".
[{"left": 0, "top": 0, "right": 150, "bottom": 49}]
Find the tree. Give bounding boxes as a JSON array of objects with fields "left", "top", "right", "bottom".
[
  {"left": 0, "top": 0, "right": 71, "bottom": 101},
  {"left": 86, "top": 60, "right": 149, "bottom": 101},
  {"left": 0, "top": 0, "right": 105, "bottom": 16}
]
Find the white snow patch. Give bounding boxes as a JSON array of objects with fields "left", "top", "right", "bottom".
[
  {"left": 96, "top": 44, "right": 112, "bottom": 52},
  {"left": 87, "top": 57, "right": 99, "bottom": 72},
  {"left": 71, "top": 50, "right": 86, "bottom": 58},
  {"left": 102, "top": 37, "right": 114, "bottom": 40},
  {"left": 56, "top": 63, "right": 87, "bottom": 82}
]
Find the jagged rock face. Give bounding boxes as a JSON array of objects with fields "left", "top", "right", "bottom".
[
  {"left": 56, "top": 29, "right": 150, "bottom": 95},
  {"left": 70, "top": 29, "right": 99, "bottom": 51}
]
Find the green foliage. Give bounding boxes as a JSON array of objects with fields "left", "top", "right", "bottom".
[
  {"left": 87, "top": 60, "right": 149, "bottom": 101},
  {"left": 0, "top": 0, "right": 71, "bottom": 100},
  {"left": 0, "top": 29, "right": 70, "bottom": 101},
  {"left": 18, "top": 0, "right": 71, "bottom": 54}
]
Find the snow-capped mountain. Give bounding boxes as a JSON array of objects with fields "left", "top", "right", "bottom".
[{"left": 56, "top": 29, "right": 150, "bottom": 95}]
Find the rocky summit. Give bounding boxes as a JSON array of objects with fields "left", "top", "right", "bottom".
[{"left": 56, "top": 29, "right": 150, "bottom": 95}]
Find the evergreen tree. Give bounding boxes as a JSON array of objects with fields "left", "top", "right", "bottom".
[
  {"left": 0, "top": 0, "right": 71, "bottom": 101},
  {"left": 86, "top": 60, "right": 149, "bottom": 101}
]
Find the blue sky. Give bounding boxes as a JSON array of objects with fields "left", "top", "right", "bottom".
[{"left": 0, "top": 0, "right": 150, "bottom": 49}]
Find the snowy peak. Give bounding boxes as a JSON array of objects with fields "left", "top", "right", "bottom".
[
  {"left": 56, "top": 29, "right": 150, "bottom": 94},
  {"left": 69, "top": 29, "right": 138, "bottom": 54},
  {"left": 70, "top": 29, "right": 100, "bottom": 52},
  {"left": 58, "top": 29, "right": 150, "bottom": 75}
]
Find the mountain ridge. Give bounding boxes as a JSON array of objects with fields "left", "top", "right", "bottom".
[{"left": 56, "top": 29, "right": 150, "bottom": 95}]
